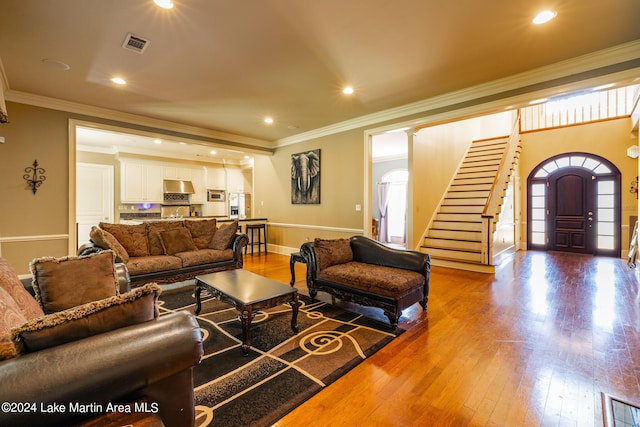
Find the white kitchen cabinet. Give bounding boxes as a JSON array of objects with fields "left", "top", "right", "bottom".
[
  {"left": 163, "top": 166, "right": 192, "bottom": 181},
  {"left": 226, "top": 167, "right": 244, "bottom": 193},
  {"left": 163, "top": 165, "right": 205, "bottom": 203},
  {"left": 206, "top": 166, "right": 226, "bottom": 189},
  {"left": 190, "top": 168, "right": 205, "bottom": 203},
  {"left": 121, "top": 162, "right": 163, "bottom": 203}
]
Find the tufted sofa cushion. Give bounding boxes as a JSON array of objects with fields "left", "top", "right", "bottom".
[
  {"left": 30, "top": 251, "right": 120, "bottom": 314},
  {"left": 313, "top": 238, "right": 353, "bottom": 271},
  {"left": 100, "top": 222, "right": 150, "bottom": 257},
  {"left": 208, "top": 220, "right": 238, "bottom": 250},
  {"left": 0, "top": 258, "right": 44, "bottom": 320},
  {"left": 11, "top": 283, "right": 160, "bottom": 354},
  {"left": 146, "top": 220, "right": 185, "bottom": 255},
  {"left": 90, "top": 226, "right": 130, "bottom": 263},
  {"left": 184, "top": 218, "right": 217, "bottom": 249}
]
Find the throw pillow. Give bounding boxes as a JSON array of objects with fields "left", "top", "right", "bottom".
[
  {"left": 90, "top": 226, "right": 130, "bottom": 263},
  {"left": 30, "top": 251, "right": 120, "bottom": 314},
  {"left": 159, "top": 228, "right": 198, "bottom": 255},
  {"left": 314, "top": 238, "right": 353, "bottom": 271},
  {"left": 0, "top": 257, "right": 44, "bottom": 320},
  {"left": 185, "top": 218, "right": 217, "bottom": 249},
  {"left": 0, "top": 286, "right": 28, "bottom": 360},
  {"left": 11, "top": 283, "right": 161, "bottom": 354},
  {"left": 147, "top": 220, "right": 185, "bottom": 255},
  {"left": 100, "top": 222, "right": 149, "bottom": 257},
  {"left": 208, "top": 220, "right": 238, "bottom": 250}
]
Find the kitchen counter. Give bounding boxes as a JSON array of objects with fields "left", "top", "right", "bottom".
[
  {"left": 117, "top": 217, "right": 267, "bottom": 225},
  {"left": 213, "top": 217, "right": 267, "bottom": 222}
]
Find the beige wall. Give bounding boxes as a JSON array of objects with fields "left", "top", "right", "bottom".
[
  {"left": 0, "top": 102, "right": 71, "bottom": 273},
  {"left": 253, "top": 129, "right": 365, "bottom": 252},
  {"left": 1, "top": 99, "right": 635, "bottom": 275}
]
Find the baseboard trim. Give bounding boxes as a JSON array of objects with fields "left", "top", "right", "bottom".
[
  {"left": 267, "top": 222, "right": 364, "bottom": 234},
  {"left": 430, "top": 258, "right": 495, "bottom": 274}
]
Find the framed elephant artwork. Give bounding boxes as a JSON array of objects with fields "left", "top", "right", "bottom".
[{"left": 291, "top": 149, "right": 320, "bottom": 204}]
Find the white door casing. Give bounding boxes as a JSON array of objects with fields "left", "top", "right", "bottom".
[{"left": 76, "top": 163, "right": 114, "bottom": 248}]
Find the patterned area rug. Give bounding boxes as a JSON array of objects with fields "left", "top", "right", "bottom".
[{"left": 158, "top": 285, "right": 404, "bottom": 427}]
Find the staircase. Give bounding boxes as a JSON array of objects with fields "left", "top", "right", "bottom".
[{"left": 420, "top": 134, "right": 520, "bottom": 271}]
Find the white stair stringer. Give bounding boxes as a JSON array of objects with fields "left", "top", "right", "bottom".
[{"left": 420, "top": 134, "right": 520, "bottom": 271}]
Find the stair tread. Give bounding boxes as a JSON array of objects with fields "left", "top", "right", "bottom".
[{"left": 421, "top": 245, "right": 481, "bottom": 254}]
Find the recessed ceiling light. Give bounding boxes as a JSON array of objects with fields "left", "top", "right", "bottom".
[
  {"left": 533, "top": 10, "right": 556, "bottom": 25},
  {"left": 264, "top": 117, "right": 274, "bottom": 124},
  {"left": 342, "top": 86, "right": 355, "bottom": 95},
  {"left": 210, "top": 150, "right": 217, "bottom": 155},
  {"left": 154, "top": 139, "right": 162, "bottom": 144},
  {"left": 153, "top": 0, "right": 174, "bottom": 9},
  {"left": 111, "top": 77, "right": 127, "bottom": 85}
]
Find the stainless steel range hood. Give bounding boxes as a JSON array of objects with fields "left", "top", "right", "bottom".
[{"left": 163, "top": 179, "right": 195, "bottom": 194}]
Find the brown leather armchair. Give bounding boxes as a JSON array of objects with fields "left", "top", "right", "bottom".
[
  {"left": 0, "top": 254, "right": 204, "bottom": 427},
  {"left": 0, "top": 311, "right": 203, "bottom": 427}
]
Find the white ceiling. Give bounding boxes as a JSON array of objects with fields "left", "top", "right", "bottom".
[
  {"left": 76, "top": 126, "right": 254, "bottom": 164},
  {"left": 1, "top": 1, "right": 639, "bottom": 149}
]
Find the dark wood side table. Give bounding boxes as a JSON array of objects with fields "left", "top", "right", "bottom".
[
  {"left": 195, "top": 269, "right": 300, "bottom": 356},
  {"left": 289, "top": 252, "right": 306, "bottom": 286}
]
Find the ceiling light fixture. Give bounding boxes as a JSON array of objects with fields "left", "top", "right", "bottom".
[
  {"left": 153, "top": 0, "right": 174, "bottom": 9},
  {"left": 111, "top": 77, "right": 127, "bottom": 85},
  {"left": 264, "top": 117, "right": 274, "bottom": 124},
  {"left": 154, "top": 139, "right": 162, "bottom": 144},
  {"left": 533, "top": 10, "right": 557, "bottom": 25},
  {"left": 342, "top": 86, "right": 355, "bottom": 95},
  {"left": 210, "top": 150, "right": 217, "bottom": 155}
]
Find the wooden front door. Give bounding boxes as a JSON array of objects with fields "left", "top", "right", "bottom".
[{"left": 547, "top": 168, "right": 594, "bottom": 254}]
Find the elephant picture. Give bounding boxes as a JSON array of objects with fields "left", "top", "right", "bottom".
[{"left": 291, "top": 149, "right": 320, "bottom": 204}]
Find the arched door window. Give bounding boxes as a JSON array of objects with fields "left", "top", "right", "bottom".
[{"left": 527, "top": 153, "right": 621, "bottom": 256}]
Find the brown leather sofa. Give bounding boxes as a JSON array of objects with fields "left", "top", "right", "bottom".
[
  {"left": 300, "top": 235, "right": 430, "bottom": 327},
  {"left": 0, "top": 255, "right": 204, "bottom": 427}
]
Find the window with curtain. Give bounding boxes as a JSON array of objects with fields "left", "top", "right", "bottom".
[{"left": 380, "top": 169, "right": 408, "bottom": 244}]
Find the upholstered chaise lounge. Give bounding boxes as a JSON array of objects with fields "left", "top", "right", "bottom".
[{"left": 300, "top": 235, "right": 430, "bottom": 327}]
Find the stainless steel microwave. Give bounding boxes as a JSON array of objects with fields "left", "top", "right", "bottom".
[{"left": 207, "top": 189, "right": 225, "bottom": 202}]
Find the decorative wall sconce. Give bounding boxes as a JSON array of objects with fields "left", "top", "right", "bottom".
[
  {"left": 631, "top": 176, "right": 638, "bottom": 199},
  {"left": 23, "top": 160, "right": 46, "bottom": 194}
]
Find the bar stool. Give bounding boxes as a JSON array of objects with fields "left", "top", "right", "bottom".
[{"left": 245, "top": 223, "right": 267, "bottom": 255}]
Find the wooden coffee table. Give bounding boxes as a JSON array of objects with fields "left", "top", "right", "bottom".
[{"left": 194, "top": 269, "right": 300, "bottom": 356}]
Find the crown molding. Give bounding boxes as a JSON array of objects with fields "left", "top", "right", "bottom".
[
  {"left": 4, "top": 90, "right": 275, "bottom": 151},
  {"left": 276, "top": 40, "right": 640, "bottom": 146}
]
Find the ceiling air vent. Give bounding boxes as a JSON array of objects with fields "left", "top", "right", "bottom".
[{"left": 122, "top": 33, "right": 150, "bottom": 54}]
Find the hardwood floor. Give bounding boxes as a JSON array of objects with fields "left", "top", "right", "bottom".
[{"left": 243, "top": 250, "right": 640, "bottom": 427}]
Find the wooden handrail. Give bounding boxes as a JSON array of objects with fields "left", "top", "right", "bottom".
[
  {"left": 482, "top": 112, "right": 520, "bottom": 219},
  {"left": 480, "top": 112, "right": 520, "bottom": 265}
]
